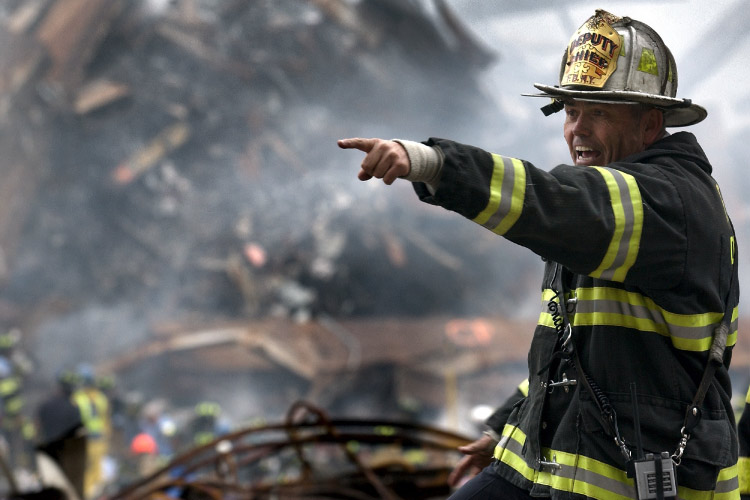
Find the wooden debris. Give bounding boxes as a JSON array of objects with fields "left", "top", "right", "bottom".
[
  {"left": 113, "top": 122, "right": 191, "bottom": 185},
  {"left": 35, "top": 0, "right": 125, "bottom": 93},
  {"left": 0, "top": 28, "right": 48, "bottom": 107},
  {"left": 73, "top": 78, "right": 130, "bottom": 114},
  {"left": 5, "top": 0, "right": 50, "bottom": 35}
]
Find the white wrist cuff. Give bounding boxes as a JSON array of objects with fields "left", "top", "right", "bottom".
[
  {"left": 393, "top": 139, "right": 443, "bottom": 186},
  {"left": 482, "top": 429, "right": 501, "bottom": 443}
]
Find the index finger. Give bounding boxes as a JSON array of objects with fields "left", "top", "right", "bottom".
[
  {"left": 447, "top": 456, "right": 472, "bottom": 487},
  {"left": 337, "top": 137, "right": 377, "bottom": 152}
]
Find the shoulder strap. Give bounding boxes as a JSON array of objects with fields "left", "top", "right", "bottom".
[{"left": 683, "top": 234, "right": 738, "bottom": 434}]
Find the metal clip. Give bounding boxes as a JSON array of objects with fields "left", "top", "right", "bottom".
[
  {"left": 560, "top": 323, "right": 573, "bottom": 350},
  {"left": 566, "top": 295, "right": 578, "bottom": 314},
  {"left": 616, "top": 436, "right": 632, "bottom": 462},
  {"left": 547, "top": 373, "right": 577, "bottom": 393},
  {"left": 538, "top": 454, "right": 562, "bottom": 472},
  {"left": 671, "top": 427, "right": 690, "bottom": 466}
]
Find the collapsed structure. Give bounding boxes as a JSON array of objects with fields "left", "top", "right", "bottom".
[
  {"left": 2, "top": 1, "right": 750, "bottom": 497},
  {"left": 0, "top": 0, "right": 541, "bottom": 497}
]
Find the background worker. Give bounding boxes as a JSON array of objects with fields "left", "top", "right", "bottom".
[
  {"left": 339, "top": 9, "right": 739, "bottom": 499},
  {"left": 36, "top": 370, "right": 86, "bottom": 499},
  {"left": 72, "top": 364, "right": 111, "bottom": 499},
  {"left": 0, "top": 329, "right": 34, "bottom": 470}
]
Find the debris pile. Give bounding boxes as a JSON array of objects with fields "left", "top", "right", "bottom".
[
  {"left": 0, "top": 0, "right": 539, "bottom": 372},
  {"left": 111, "top": 400, "right": 472, "bottom": 500}
]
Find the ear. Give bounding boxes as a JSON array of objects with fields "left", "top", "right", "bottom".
[{"left": 642, "top": 108, "right": 665, "bottom": 147}]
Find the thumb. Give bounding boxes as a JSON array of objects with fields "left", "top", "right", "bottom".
[{"left": 337, "top": 137, "right": 375, "bottom": 152}]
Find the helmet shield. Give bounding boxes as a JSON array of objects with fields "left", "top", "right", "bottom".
[
  {"left": 526, "top": 9, "right": 706, "bottom": 127},
  {"left": 561, "top": 11, "right": 622, "bottom": 89}
]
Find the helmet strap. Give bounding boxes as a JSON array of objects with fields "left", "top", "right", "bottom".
[{"left": 541, "top": 99, "right": 565, "bottom": 116}]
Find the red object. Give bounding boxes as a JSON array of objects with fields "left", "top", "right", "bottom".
[
  {"left": 244, "top": 242, "right": 267, "bottom": 267},
  {"left": 130, "top": 433, "right": 158, "bottom": 455}
]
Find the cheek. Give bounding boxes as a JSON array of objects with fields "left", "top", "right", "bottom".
[
  {"left": 620, "top": 132, "right": 644, "bottom": 153},
  {"left": 563, "top": 124, "right": 574, "bottom": 144}
]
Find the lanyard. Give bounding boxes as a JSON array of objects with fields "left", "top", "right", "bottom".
[{"left": 549, "top": 263, "right": 631, "bottom": 462}]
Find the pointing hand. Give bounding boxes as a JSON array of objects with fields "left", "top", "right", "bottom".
[{"left": 338, "top": 138, "right": 411, "bottom": 185}]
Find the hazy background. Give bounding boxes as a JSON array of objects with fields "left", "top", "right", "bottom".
[{"left": 3, "top": 0, "right": 748, "bottom": 440}]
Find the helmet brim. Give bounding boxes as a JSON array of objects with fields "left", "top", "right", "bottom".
[{"left": 526, "top": 83, "right": 707, "bottom": 127}]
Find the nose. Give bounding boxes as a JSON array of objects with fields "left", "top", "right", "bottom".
[{"left": 570, "top": 113, "right": 591, "bottom": 136}]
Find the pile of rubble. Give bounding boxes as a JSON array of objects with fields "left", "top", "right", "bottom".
[{"left": 0, "top": 0, "right": 539, "bottom": 373}]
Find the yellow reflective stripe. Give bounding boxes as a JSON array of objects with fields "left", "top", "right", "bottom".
[
  {"left": 494, "top": 426, "right": 635, "bottom": 499},
  {"left": 518, "top": 378, "right": 530, "bottom": 397},
  {"left": 72, "top": 391, "right": 107, "bottom": 435},
  {"left": 745, "top": 386, "right": 750, "bottom": 405},
  {"left": 0, "top": 377, "right": 19, "bottom": 395},
  {"left": 72, "top": 393, "right": 90, "bottom": 420},
  {"left": 739, "top": 457, "right": 750, "bottom": 495},
  {"left": 495, "top": 424, "right": 738, "bottom": 499},
  {"left": 679, "top": 463, "right": 739, "bottom": 500},
  {"left": 538, "top": 287, "right": 738, "bottom": 352},
  {"left": 5, "top": 395, "right": 23, "bottom": 414},
  {"left": 715, "top": 463, "right": 740, "bottom": 499},
  {"left": 590, "top": 167, "right": 643, "bottom": 282},
  {"left": 540, "top": 449, "right": 633, "bottom": 500},
  {"left": 494, "top": 425, "right": 534, "bottom": 481},
  {"left": 22, "top": 421, "right": 36, "bottom": 440},
  {"left": 91, "top": 391, "right": 109, "bottom": 414},
  {"left": 472, "top": 155, "right": 525, "bottom": 236},
  {"left": 494, "top": 425, "right": 739, "bottom": 500}
]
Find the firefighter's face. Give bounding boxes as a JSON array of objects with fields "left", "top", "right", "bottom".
[{"left": 563, "top": 101, "right": 661, "bottom": 166}]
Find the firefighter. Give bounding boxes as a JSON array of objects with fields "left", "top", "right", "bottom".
[
  {"left": 128, "top": 432, "right": 161, "bottom": 478},
  {"left": 72, "top": 364, "right": 111, "bottom": 499},
  {"left": 189, "top": 401, "right": 227, "bottom": 447},
  {"left": 339, "top": 9, "right": 738, "bottom": 500},
  {"left": 0, "top": 329, "right": 33, "bottom": 469},
  {"left": 36, "top": 370, "right": 87, "bottom": 499}
]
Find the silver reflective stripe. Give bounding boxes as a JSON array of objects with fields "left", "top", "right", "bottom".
[
  {"left": 599, "top": 168, "right": 636, "bottom": 281},
  {"left": 573, "top": 296, "right": 716, "bottom": 341},
  {"left": 590, "top": 166, "right": 643, "bottom": 282},
  {"left": 472, "top": 154, "right": 525, "bottom": 235},
  {"left": 715, "top": 473, "right": 739, "bottom": 494},
  {"left": 496, "top": 432, "right": 524, "bottom": 457},
  {"left": 554, "top": 462, "right": 635, "bottom": 498},
  {"left": 481, "top": 155, "right": 516, "bottom": 230},
  {"left": 538, "top": 287, "right": 737, "bottom": 352}
]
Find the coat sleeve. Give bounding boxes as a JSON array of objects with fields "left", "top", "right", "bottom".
[
  {"left": 484, "top": 378, "right": 529, "bottom": 435},
  {"left": 413, "top": 138, "right": 687, "bottom": 287}
]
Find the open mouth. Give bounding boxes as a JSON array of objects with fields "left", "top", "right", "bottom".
[{"left": 575, "top": 146, "right": 600, "bottom": 164}]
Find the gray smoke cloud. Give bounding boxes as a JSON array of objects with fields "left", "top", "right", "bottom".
[{"left": 7, "top": 0, "right": 749, "bottom": 432}]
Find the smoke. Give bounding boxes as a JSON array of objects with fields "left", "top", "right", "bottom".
[
  {"left": 11, "top": 0, "right": 748, "bottom": 432},
  {"left": 0, "top": 0, "right": 540, "bottom": 429}
]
